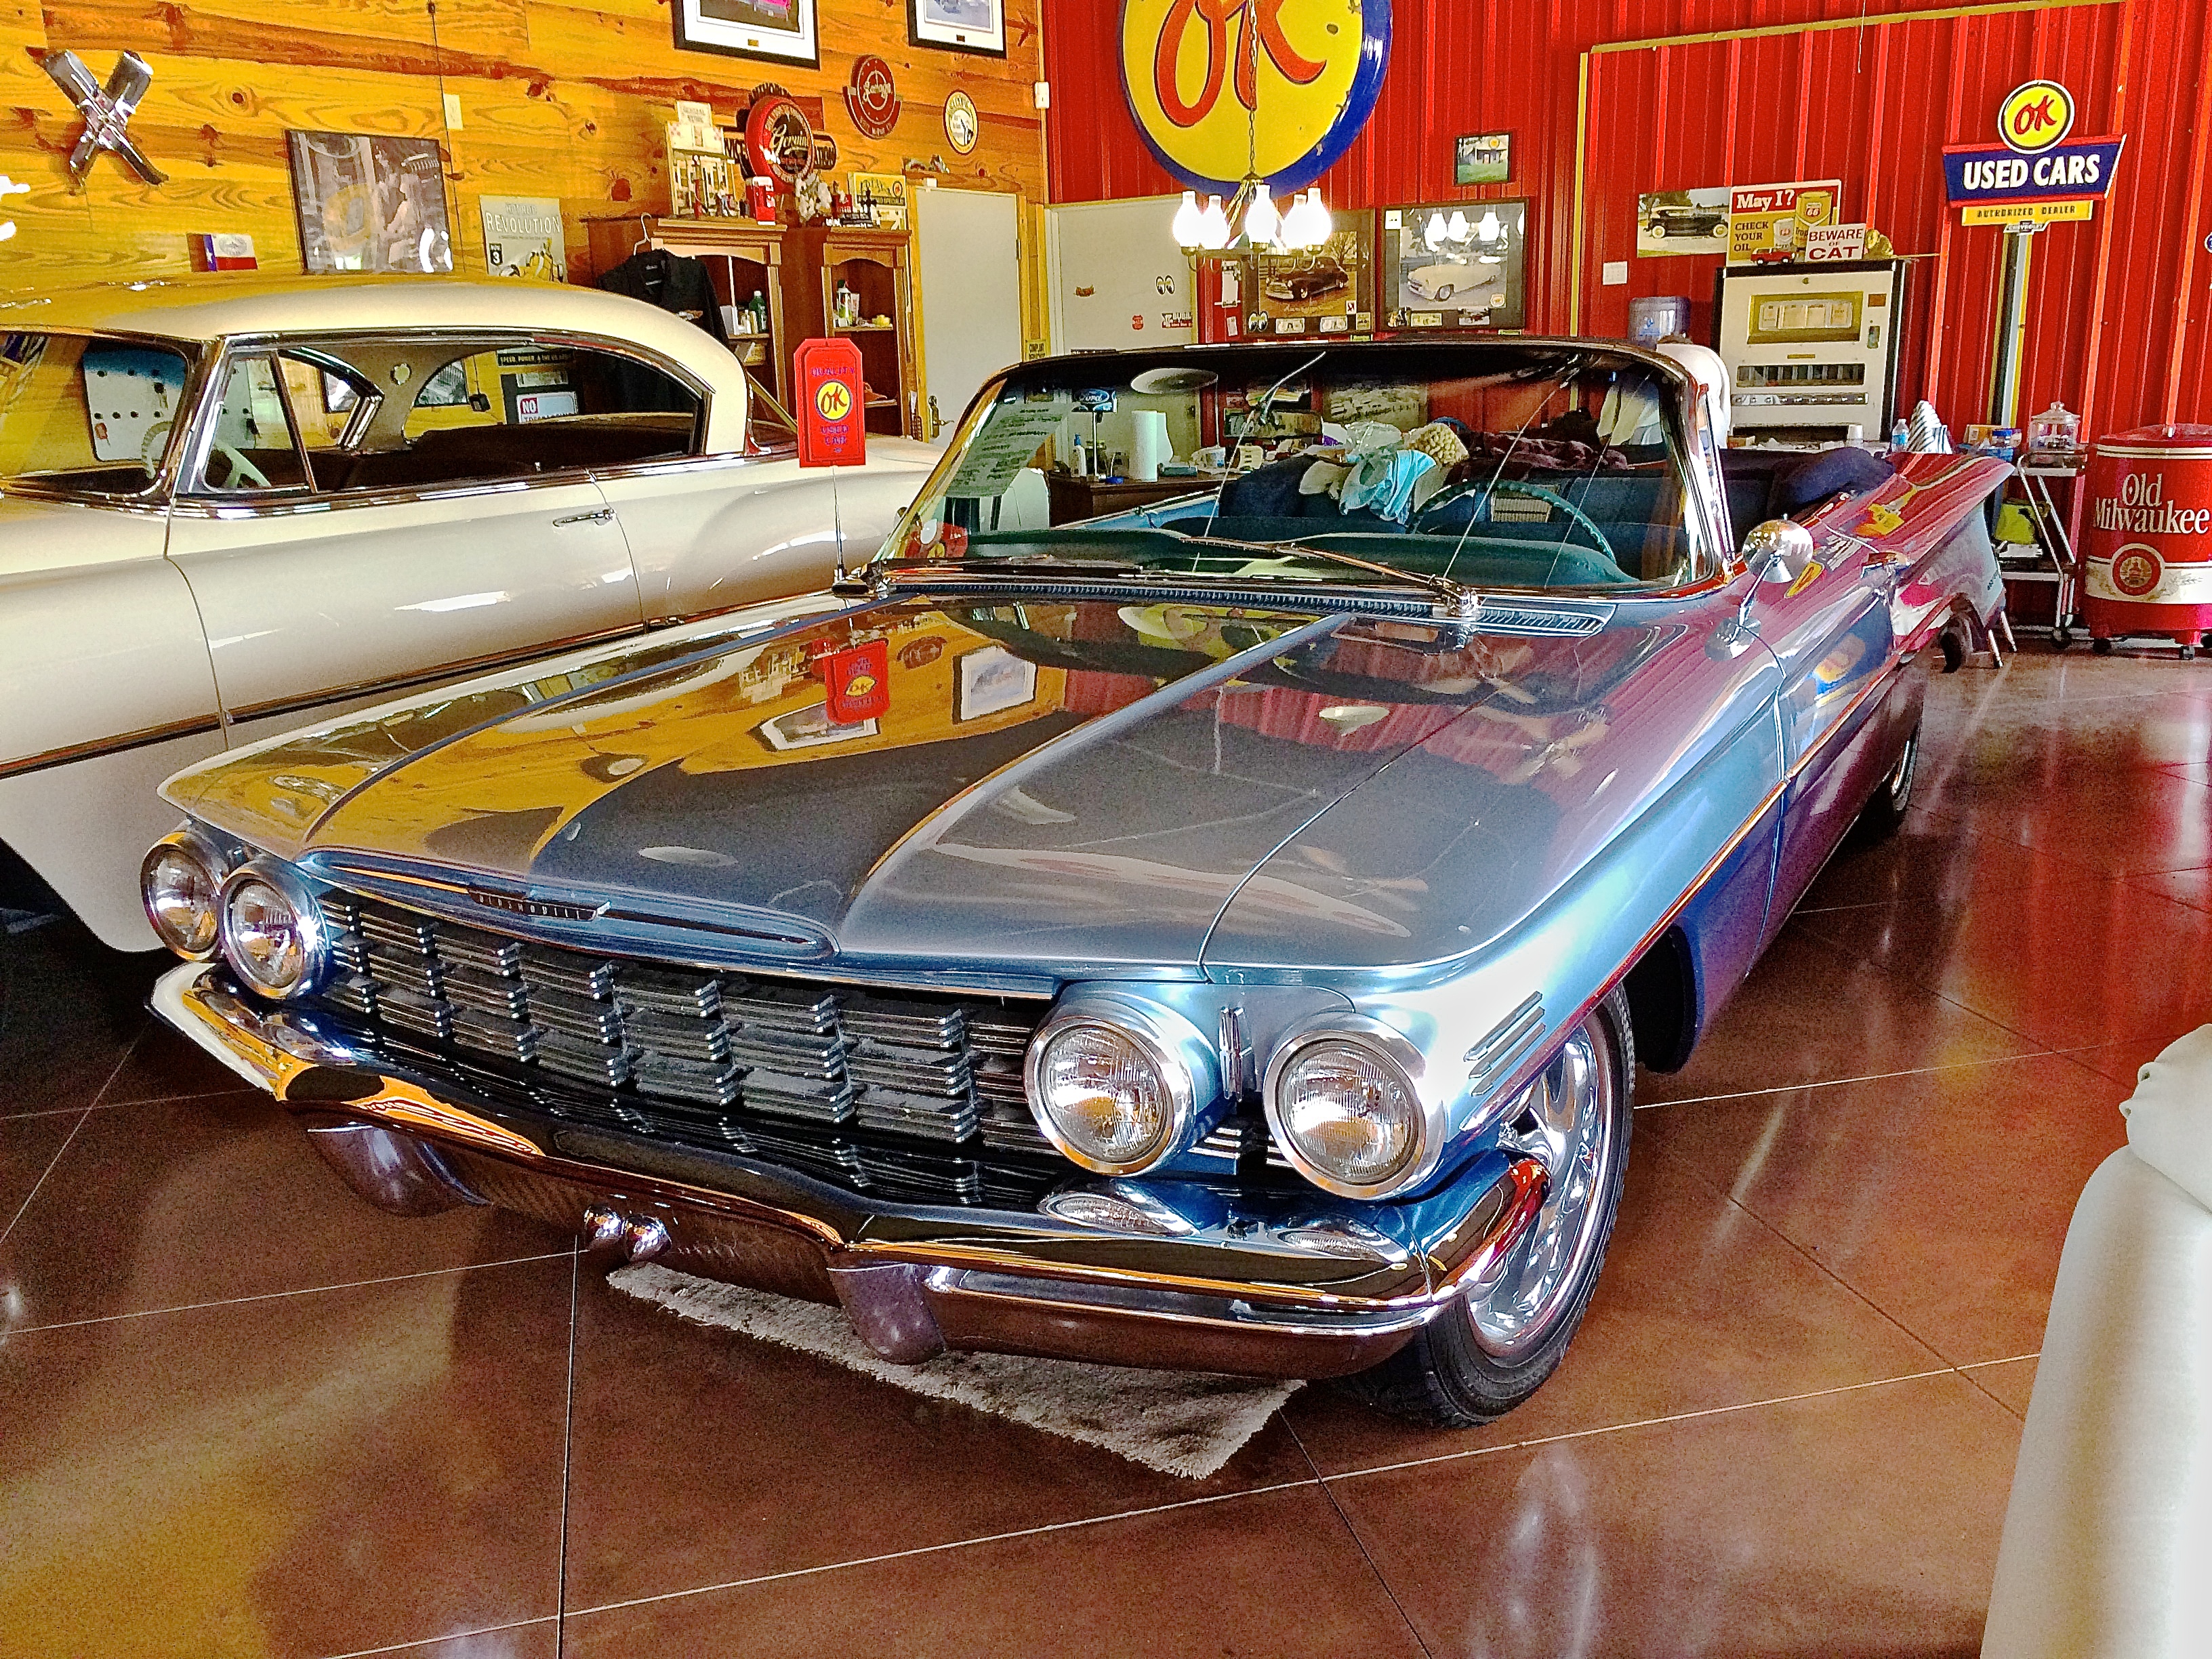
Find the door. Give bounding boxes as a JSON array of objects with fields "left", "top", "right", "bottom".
[
  {"left": 1748, "top": 533, "right": 1903, "bottom": 940},
  {"left": 164, "top": 341, "right": 644, "bottom": 740},
  {"left": 916, "top": 188, "right": 1023, "bottom": 438}
]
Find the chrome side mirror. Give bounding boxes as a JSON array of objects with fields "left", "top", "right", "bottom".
[{"left": 1742, "top": 518, "right": 1816, "bottom": 583}]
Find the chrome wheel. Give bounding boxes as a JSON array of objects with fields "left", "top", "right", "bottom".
[{"left": 1469, "top": 1019, "right": 1623, "bottom": 1360}]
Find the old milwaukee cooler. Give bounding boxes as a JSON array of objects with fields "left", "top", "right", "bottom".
[{"left": 2084, "top": 424, "right": 2212, "bottom": 651}]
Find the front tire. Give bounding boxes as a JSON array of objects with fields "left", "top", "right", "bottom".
[{"left": 1345, "top": 989, "right": 1634, "bottom": 1427}]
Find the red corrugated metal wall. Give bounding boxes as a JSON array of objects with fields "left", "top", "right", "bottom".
[{"left": 1043, "top": 0, "right": 2212, "bottom": 440}]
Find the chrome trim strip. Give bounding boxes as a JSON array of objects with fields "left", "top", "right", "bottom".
[
  {"left": 0, "top": 714, "right": 224, "bottom": 780},
  {"left": 222, "top": 624, "right": 642, "bottom": 726}
]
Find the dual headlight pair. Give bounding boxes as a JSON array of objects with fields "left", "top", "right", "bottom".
[
  {"left": 1024, "top": 999, "right": 1428, "bottom": 1200},
  {"left": 142, "top": 832, "right": 326, "bottom": 1000}
]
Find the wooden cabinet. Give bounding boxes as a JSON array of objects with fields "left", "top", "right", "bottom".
[
  {"left": 790, "top": 226, "right": 918, "bottom": 438},
  {"left": 583, "top": 216, "right": 792, "bottom": 409}
]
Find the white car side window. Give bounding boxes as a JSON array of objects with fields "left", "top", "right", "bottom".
[{"left": 200, "top": 355, "right": 309, "bottom": 494}]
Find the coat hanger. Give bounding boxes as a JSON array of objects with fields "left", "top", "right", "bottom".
[{"left": 631, "top": 213, "right": 660, "bottom": 254}]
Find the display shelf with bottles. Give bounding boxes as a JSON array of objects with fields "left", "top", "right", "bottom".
[
  {"left": 582, "top": 215, "right": 790, "bottom": 408},
  {"left": 794, "top": 226, "right": 916, "bottom": 437}
]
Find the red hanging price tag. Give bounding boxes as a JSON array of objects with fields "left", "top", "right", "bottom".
[{"left": 794, "top": 335, "right": 867, "bottom": 468}]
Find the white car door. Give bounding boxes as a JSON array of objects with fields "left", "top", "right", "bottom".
[
  {"left": 594, "top": 393, "right": 932, "bottom": 624},
  {"left": 163, "top": 339, "right": 645, "bottom": 743}
]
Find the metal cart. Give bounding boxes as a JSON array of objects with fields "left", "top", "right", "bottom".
[{"left": 2009, "top": 455, "right": 2086, "bottom": 649}]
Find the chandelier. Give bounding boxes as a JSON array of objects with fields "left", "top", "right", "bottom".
[{"left": 1165, "top": 9, "right": 1334, "bottom": 254}]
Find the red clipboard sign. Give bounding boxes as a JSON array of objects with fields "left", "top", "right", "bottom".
[{"left": 794, "top": 336, "right": 867, "bottom": 468}]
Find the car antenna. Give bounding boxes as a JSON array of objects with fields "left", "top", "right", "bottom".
[{"left": 1202, "top": 350, "right": 1324, "bottom": 541}]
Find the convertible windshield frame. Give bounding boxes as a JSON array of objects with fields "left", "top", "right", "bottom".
[
  {"left": 0, "top": 328, "right": 210, "bottom": 504},
  {"left": 878, "top": 338, "right": 1728, "bottom": 607}
]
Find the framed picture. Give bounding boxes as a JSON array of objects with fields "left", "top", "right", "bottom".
[
  {"left": 909, "top": 0, "right": 1005, "bottom": 57},
  {"left": 286, "top": 132, "right": 451, "bottom": 274},
  {"left": 673, "top": 0, "right": 819, "bottom": 66},
  {"left": 955, "top": 645, "right": 1036, "bottom": 721},
  {"left": 1455, "top": 133, "right": 1512, "bottom": 184},
  {"left": 757, "top": 701, "right": 878, "bottom": 751},
  {"left": 1380, "top": 199, "right": 1529, "bottom": 332}
]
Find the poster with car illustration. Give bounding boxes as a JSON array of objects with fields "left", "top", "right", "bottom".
[
  {"left": 1252, "top": 226, "right": 1371, "bottom": 337},
  {"left": 1637, "top": 186, "right": 1732, "bottom": 256},
  {"left": 1380, "top": 199, "right": 1525, "bottom": 331}
]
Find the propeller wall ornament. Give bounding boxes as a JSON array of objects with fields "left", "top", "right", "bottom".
[{"left": 42, "top": 50, "right": 167, "bottom": 188}]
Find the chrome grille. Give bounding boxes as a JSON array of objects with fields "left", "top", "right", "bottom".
[{"left": 313, "top": 894, "right": 1050, "bottom": 1160}]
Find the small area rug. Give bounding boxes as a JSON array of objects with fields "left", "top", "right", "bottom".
[{"left": 608, "top": 1263, "right": 1301, "bottom": 1479}]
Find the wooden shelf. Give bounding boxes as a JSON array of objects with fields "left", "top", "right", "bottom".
[{"left": 835, "top": 323, "right": 896, "bottom": 333}]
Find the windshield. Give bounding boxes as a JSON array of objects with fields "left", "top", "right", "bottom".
[
  {"left": 886, "top": 342, "right": 1719, "bottom": 599},
  {"left": 0, "top": 332, "right": 196, "bottom": 495}
]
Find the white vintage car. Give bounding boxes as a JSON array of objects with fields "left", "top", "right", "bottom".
[{"left": 0, "top": 275, "right": 937, "bottom": 948}]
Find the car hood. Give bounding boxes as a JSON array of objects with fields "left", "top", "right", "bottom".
[{"left": 167, "top": 588, "right": 1755, "bottom": 980}]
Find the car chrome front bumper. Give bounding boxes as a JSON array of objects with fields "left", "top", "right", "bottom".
[{"left": 152, "top": 962, "right": 1546, "bottom": 1378}]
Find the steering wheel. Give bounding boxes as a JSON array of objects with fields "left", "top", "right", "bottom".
[
  {"left": 1414, "top": 478, "right": 1618, "bottom": 567},
  {"left": 213, "top": 441, "right": 271, "bottom": 491}
]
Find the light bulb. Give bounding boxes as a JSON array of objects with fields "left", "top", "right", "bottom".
[
  {"left": 1244, "top": 183, "right": 1280, "bottom": 247},
  {"left": 1283, "top": 190, "right": 1319, "bottom": 247},
  {"left": 1171, "top": 190, "right": 1204, "bottom": 248},
  {"left": 1448, "top": 209, "right": 1469, "bottom": 242},
  {"left": 1425, "top": 211, "right": 1448, "bottom": 251},
  {"left": 1308, "top": 192, "right": 1334, "bottom": 245},
  {"left": 1477, "top": 209, "right": 1502, "bottom": 241},
  {"left": 1198, "top": 195, "right": 1231, "bottom": 249}
]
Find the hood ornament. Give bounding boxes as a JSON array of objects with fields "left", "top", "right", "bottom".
[{"left": 43, "top": 50, "right": 167, "bottom": 187}]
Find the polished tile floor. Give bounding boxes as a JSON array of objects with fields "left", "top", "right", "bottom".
[{"left": 3, "top": 647, "right": 2203, "bottom": 1657}]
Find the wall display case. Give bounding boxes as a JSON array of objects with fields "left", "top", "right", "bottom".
[
  {"left": 585, "top": 216, "right": 790, "bottom": 407},
  {"left": 796, "top": 225, "right": 918, "bottom": 437},
  {"left": 1378, "top": 199, "right": 1528, "bottom": 331},
  {"left": 1714, "top": 257, "right": 1909, "bottom": 440},
  {"left": 1250, "top": 225, "right": 1372, "bottom": 339}
]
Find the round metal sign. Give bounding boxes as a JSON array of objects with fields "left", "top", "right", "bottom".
[
  {"left": 846, "top": 54, "right": 901, "bottom": 140},
  {"left": 1118, "top": 0, "right": 1391, "bottom": 194},
  {"left": 1998, "top": 80, "right": 2076, "bottom": 155},
  {"left": 943, "top": 89, "right": 979, "bottom": 155}
]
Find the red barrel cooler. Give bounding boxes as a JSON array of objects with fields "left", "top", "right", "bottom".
[{"left": 2084, "top": 424, "right": 2212, "bottom": 655}]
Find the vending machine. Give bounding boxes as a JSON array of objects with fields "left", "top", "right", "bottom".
[{"left": 1714, "top": 258, "right": 1910, "bottom": 441}]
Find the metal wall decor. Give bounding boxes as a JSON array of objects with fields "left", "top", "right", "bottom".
[
  {"left": 943, "top": 89, "right": 980, "bottom": 155},
  {"left": 845, "top": 54, "right": 902, "bottom": 139},
  {"left": 909, "top": 0, "right": 1006, "bottom": 57},
  {"left": 672, "top": 0, "right": 819, "bottom": 66},
  {"left": 43, "top": 50, "right": 167, "bottom": 187}
]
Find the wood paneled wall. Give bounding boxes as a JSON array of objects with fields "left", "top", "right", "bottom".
[{"left": 0, "top": 0, "right": 1046, "bottom": 310}]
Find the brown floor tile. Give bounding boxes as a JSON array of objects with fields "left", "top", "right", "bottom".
[
  {"left": 1636, "top": 920, "right": 2038, "bottom": 1106},
  {"left": 347, "top": 1620, "right": 560, "bottom": 1658},
  {"left": 2125, "top": 862, "right": 2212, "bottom": 912},
  {"left": 1640, "top": 1052, "right": 2125, "bottom": 1364},
  {"left": 0, "top": 1091, "right": 564, "bottom": 1332},
  {"left": 560, "top": 1483, "right": 1420, "bottom": 1658},
  {"left": 0, "top": 1109, "right": 81, "bottom": 1237},
  {"left": 557, "top": 1267, "right": 1315, "bottom": 1610},
  {"left": 96, "top": 1013, "right": 257, "bottom": 1105},
  {"left": 1328, "top": 1370, "right": 2022, "bottom": 1658},
  {"left": 2066, "top": 1033, "right": 2168, "bottom": 1088},
  {"left": 1965, "top": 1355, "right": 2039, "bottom": 1418},
  {"left": 0, "top": 1256, "right": 573, "bottom": 1659},
  {"left": 0, "top": 922, "right": 166, "bottom": 1119},
  {"left": 1921, "top": 766, "right": 2212, "bottom": 878},
  {"left": 1286, "top": 1140, "right": 1941, "bottom": 1475},
  {"left": 1797, "top": 864, "right": 2212, "bottom": 1051}
]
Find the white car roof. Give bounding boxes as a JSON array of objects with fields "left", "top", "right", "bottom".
[{"left": 1, "top": 272, "right": 752, "bottom": 445}]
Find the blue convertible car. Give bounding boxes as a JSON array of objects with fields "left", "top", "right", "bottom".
[{"left": 144, "top": 340, "right": 2007, "bottom": 1425}]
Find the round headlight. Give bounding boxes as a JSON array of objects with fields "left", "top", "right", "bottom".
[
  {"left": 140, "top": 836, "right": 225, "bottom": 958},
  {"left": 219, "top": 865, "right": 327, "bottom": 1000},
  {"left": 1025, "top": 1012, "right": 1195, "bottom": 1174},
  {"left": 1271, "top": 1038, "right": 1423, "bottom": 1191}
]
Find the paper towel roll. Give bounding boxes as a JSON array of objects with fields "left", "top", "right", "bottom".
[{"left": 1130, "top": 409, "right": 1170, "bottom": 482}]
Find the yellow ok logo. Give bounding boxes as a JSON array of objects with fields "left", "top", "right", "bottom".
[{"left": 816, "top": 379, "right": 853, "bottom": 422}]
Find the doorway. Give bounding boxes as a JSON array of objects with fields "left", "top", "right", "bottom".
[{"left": 914, "top": 187, "right": 1023, "bottom": 442}]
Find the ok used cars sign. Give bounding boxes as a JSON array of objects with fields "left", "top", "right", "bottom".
[{"left": 1944, "top": 79, "right": 2125, "bottom": 211}]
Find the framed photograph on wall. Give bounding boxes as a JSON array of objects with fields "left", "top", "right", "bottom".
[
  {"left": 1455, "top": 132, "right": 1513, "bottom": 184},
  {"left": 1380, "top": 199, "right": 1529, "bottom": 331},
  {"left": 909, "top": 0, "right": 1006, "bottom": 57},
  {"left": 673, "top": 0, "right": 819, "bottom": 66},
  {"left": 286, "top": 131, "right": 451, "bottom": 274}
]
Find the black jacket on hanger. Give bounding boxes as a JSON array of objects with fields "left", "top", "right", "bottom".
[{"left": 597, "top": 248, "right": 730, "bottom": 344}]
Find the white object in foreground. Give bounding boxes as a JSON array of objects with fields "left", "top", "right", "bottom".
[{"left": 1983, "top": 1025, "right": 2212, "bottom": 1657}]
